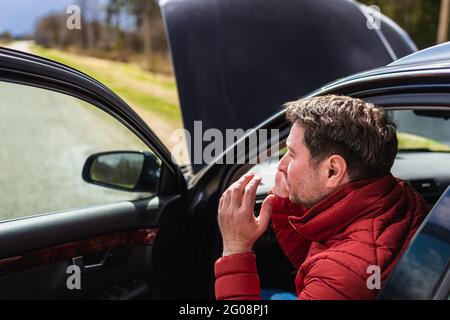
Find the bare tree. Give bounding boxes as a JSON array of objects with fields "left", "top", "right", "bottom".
[
  {"left": 142, "top": 0, "right": 153, "bottom": 68},
  {"left": 437, "top": 0, "right": 450, "bottom": 43},
  {"left": 124, "top": 0, "right": 159, "bottom": 69}
]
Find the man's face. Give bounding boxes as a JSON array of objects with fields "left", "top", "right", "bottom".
[{"left": 277, "top": 124, "right": 331, "bottom": 208}]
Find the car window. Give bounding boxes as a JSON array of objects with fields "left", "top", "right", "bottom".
[
  {"left": 386, "top": 109, "right": 450, "bottom": 152},
  {"left": 0, "top": 81, "right": 161, "bottom": 222}
]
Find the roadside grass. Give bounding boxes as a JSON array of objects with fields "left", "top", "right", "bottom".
[
  {"left": 30, "top": 45, "right": 182, "bottom": 127},
  {"left": 0, "top": 40, "right": 12, "bottom": 47},
  {"left": 398, "top": 132, "right": 450, "bottom": 151}
]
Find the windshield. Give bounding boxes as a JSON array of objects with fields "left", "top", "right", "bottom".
[{"left": 386, "top": 109, "right": 450, "bottom": 152}]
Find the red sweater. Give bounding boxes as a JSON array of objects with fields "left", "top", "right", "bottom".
[{"left": 214, "top": 175, "right": 428, "bottom": 300}]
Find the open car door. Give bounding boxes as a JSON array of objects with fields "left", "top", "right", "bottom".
[
  {"left": 0, "top": 48, "right": 189, "bottom": 299},
  {"left": 378, "top": 186, "right": 450, "bottom": 300}
]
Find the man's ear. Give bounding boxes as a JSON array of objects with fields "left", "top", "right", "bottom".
[{"left": 325, "top": 155, "right": 350, "bottom": 188}]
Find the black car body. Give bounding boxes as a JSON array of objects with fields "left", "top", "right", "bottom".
[{"left": 0, "top": 0, "right": 448, "bottom": 299}]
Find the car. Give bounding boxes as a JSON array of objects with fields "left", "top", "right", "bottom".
[{"left": 0, "top": 0, "right": 448, "bottom": 299}]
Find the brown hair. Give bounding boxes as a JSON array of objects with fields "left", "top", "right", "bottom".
[{"left": 285, "top": 95, "right": 398, "bottom": 180}]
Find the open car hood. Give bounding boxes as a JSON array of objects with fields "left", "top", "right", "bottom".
[{"left": 160, "top": 0, "right": 416, "bottom": 172}]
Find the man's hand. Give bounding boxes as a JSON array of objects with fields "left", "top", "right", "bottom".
[
  {"left": 218, "top": 172, "right": 274, "bottom": 257},
  {"left": 274, "top": 170, "right": 289, "bottom": 198}
]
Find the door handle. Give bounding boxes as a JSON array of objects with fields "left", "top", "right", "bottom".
[{"left": 72, "top": 250, "right": 110, "bottom": 272}]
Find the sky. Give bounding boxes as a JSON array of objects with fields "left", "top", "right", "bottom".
[{"left": 0, "top": 0, "right": 107, "bottom": 36}]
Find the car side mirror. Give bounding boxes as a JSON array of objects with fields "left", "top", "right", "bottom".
[{"left": 82, "top": 151, "right": 161, "bottom": 193}]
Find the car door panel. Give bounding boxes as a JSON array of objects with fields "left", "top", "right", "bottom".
[
  {"left": 0, "top": 196, "right": 176, "bottom": 258},
  {"left": 0, "top": 195, "right": 183, "bottom": 299},
  {"left": 0, "top": 246, "right": 150, "bottom": 299}
]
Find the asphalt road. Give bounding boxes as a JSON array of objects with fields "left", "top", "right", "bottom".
[{"left": 0, "top": 80, "right": 153, "bottom": 221}]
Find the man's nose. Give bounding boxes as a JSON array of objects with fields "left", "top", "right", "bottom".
[{"left": 277, "top": 153, "right": 289, "bottom": 172}]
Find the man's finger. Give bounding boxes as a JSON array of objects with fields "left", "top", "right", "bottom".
[
  {"left": 233, "top": 172, "right": 255, "bottom": 190},
  {"left": 223, "top": 190, "right": 231, "bottom": 210},
  {"left": 242, "top": 175, "right": 262, "bottom": 211},
  {"left": 230, "top": 172, "right": 255, "bottom": 206},
  {"left": 219, "top": 195, "right": 224, "bottom": 210},
  {"left": 257, "top": 194, "right": 273, "bottom": 233}
]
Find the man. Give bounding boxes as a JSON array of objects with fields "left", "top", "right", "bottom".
[{"left": 215, "top": 95, "right": 428, "bottom": 300}]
